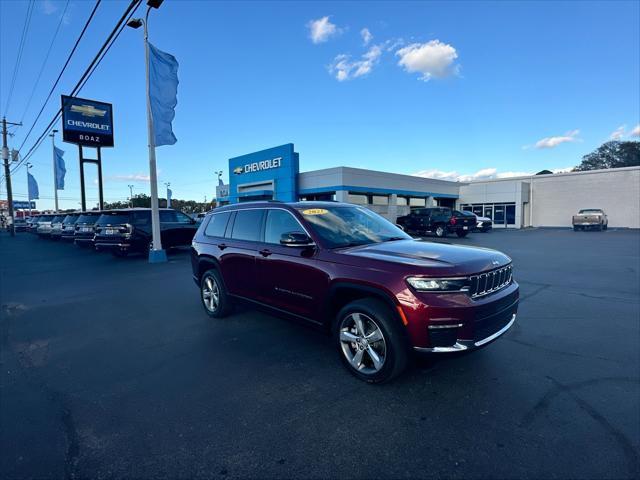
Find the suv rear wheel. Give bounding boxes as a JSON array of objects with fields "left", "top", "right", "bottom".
[
  {"left": 335, "top": 298, "right": 409, "bottom": 383},
  {"left": 200, "top": 269, "right": 233, "bottom": 318}
]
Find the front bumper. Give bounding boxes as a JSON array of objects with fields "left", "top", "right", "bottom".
[{"left": 413, "top": 313, "right": 516, "bottom": 352}]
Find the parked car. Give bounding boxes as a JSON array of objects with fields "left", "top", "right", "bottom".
[
  {"left": 191, "top": 202, "right": 518, "bottom": 383},
  {"left": 94, "top": 208, "right": 198, "bottom": 256},
  {"left": 572, "top": 209, "right": 608, "bottom": 231},
  {"left": 396, "top": 207, "right": 475, "bottom": 238},
  {"left": 26, "top": 216, "right": 38, "bottom": 233},
  {"left": 60, "top": 213, "right": 81, "bottom": 241},
  {"left": 461, "top": 211, "right": 493, "bottom": 232},
  {"left": 36, "top": 214, "right": 56, "bottom": 237},
  {"left": 195, "top": 212, "right": 207, "bottom": 224},
  {"left": 14, "top": 218, "right": 27, "bottom": 232},
  {"left": 74, "top": 211, "right": 102, "bottom": 247},
  {"left": 49, "top": 215, "right": 67, "bottom": 240}
]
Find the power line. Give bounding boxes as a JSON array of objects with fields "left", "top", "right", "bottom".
[
  {"left": 15, "top": 0, "right": 102, "bottom": 155},
  {"left": 3, "top": 0, "right": 35, "bottom": 116},
  {"left": 8, "top": 0, "right": 142, "bottom": 180},
  {"left": 19, "top": 0, "right": 71, "bottom": 123}
]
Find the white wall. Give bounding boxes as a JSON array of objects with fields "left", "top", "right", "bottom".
[{"left": 461, "top": 167, "right": 640, "bottom": 228}]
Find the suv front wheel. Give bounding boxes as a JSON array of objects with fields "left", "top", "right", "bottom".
[
  {"left": 335, "top": 298, "right": 409, "bottom": 383},
  {"left": 200, "top": 269, "right": 233, "bottom": 318}
]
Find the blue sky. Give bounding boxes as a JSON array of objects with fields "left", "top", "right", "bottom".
[{"left": 1, "top": 0, "right": 639, "bottom": 210}]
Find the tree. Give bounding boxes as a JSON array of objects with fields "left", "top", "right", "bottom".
[{"left": 574, "top": 141, "right": 640, "bottom": 171}]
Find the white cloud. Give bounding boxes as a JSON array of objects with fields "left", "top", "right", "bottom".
[
  {"left": 413, "top": 168, "right": 533, "bottom": 182},
  {"left": 629, "top": 124, "right": 640, "bottom": 137},
  {"left": 361, "top": 28, "right": 373, "bottom": 45},
  {"left": 307, "top": 16, "right": 341, "bottom": 44},
  {"left": 395, "top": 40, "right": 460, "bottom": 81},
  {"left": 609, "top": 125, "right": 626, "bottom": 140},
  {"left": 42, "top": 0, "right": 57, "bottom": 15},
  {"left": 329, "top": 44, "right": 383, "bottom": 81},
  {"left": 527, "top": 129, "right": 581, "bottom": 149},
  {"left": 107, "top": 173, "right": 150, "bottom": 182}
]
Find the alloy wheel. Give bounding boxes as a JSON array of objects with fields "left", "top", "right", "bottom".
[
  {"left": 202, "top": 276, "right": 220, "bottom": 312},
  {"left": 339, "top": 312, "right": 387, "bottom": 374}
]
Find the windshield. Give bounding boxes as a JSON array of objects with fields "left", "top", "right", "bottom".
[
  {"left": 296, "top": 205, "right": 410, "bottom": 248},
  {"left": 579, "top": 209, "right": 602, "bottom": 214},
  {"left": 63, "top": 215, "right": 78, "bottom": 225},
  {"left": 37, "top": 215, "right": 54, "bottom": 222},
  {"left": 77, "top": 214, "right": 100, "bottom": 224},
  {"left": 96, "top": 212, "right": 132, "bottom": 225},
  {"left": 51, "top": 216, "right": 65, "bottom": 223}
]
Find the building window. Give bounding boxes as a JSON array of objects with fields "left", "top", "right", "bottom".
[
  {"left": 348, "top": 193, "right": 368, "bottom": 205},
  {"left": 409, "top": 197, "right": 426, "bottom": 207},
  {"left": 371, "top": 195, "right": 388, "bottom": 205},
  {"left": 396, "top": 196, "right": 408, "bottom": 206}
]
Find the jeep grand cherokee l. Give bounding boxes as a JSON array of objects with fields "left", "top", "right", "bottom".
[
  {"left": 94, "top": 208, "right": 198, "bottom": 256},
  {"left": 191, "top": 202, "right": 518, "bottom": 383}
]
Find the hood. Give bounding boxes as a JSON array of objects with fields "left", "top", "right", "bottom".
[{"left": 339, "top": 239, "right": 511, "bottom": 275}]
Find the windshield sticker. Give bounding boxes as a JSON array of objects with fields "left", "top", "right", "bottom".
[{"left": 302, "top": 208, "right": 329, "bottom": 215}]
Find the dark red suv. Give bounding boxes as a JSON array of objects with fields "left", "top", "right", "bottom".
[{"left": 191, "top": 201, "right": 518, "bottom": 383}]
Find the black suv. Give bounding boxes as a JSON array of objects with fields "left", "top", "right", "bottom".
[
  {"left": 396, "top": 207, "right": 474, "bottom": 238},
  {"left": 74, "top": 211, "right": 102, "bottom": 247},
  {"left": 94, "top": 208, "right": 198, "bottom": 256},
  {"left": 60, "top": 213, "right": 81, "bottom": 240}
]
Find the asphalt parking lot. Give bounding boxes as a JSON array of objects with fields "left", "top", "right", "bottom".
[{"left": 1, "top": 228, "right": 639, "bottom": 479}]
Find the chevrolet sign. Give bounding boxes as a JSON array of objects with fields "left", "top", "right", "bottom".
[
  {"left": 233, "top": 157, "right": 282, "bottom": 175},
  {"left": 61, "top": 95, "right": 114, "bottom": 147}
]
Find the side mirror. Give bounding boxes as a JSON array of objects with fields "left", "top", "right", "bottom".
[{"left": 280, "top": 231, "right": 314, "bottom": 247}]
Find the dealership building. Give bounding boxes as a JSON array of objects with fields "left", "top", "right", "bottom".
[{"left": 216, "top": 143, "right": 640, "bottom": 229}]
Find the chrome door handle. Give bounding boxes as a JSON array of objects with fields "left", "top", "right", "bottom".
[
  {"left": 259, "top": 249, "right": 272, "bottom": 257},
  {"left": 217, "top": 243, "right": 227, "bottom": 250}
]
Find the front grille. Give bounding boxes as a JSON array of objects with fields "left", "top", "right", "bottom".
[{"left": 469, "top": 264, "right": 512, "bottom": 298}]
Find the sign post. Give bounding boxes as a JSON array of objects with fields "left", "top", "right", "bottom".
[{"left": 61, "top": 95, "right": 114, "bottom": 211}]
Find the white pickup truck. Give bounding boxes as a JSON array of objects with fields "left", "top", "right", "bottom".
[{"left": 572, "top": 209, "right": 608, "bottom": 231}]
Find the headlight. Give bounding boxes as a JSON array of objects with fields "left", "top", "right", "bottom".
[{"left": 406, "top": 277, "right": 468, "bottom": 292}]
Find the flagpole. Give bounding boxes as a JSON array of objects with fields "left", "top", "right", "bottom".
[
  {"left": 143, "top": 7, "right": 165, "bottom": 263},
  {"left": 50, "top": 130, "right": 59, "bottom": 213},
  {"left": 26, "top": 163, "right": 32, "bottom": 217}
]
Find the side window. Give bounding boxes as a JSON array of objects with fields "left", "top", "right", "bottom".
[
  {"left": 133, "top": 211, "right": 150, "bottom": 225},
  {"left": 230, "top": 209, "right": 263, "bottom": 242},
  {"left": 160, "top": 210, "right": 177, "bottom": 223},
  {"left": 264, "top": 209, "right": 305, "bottom": 244},
  {"left": 204, "top": 212, "right": 231, "bottom": 238},
  {"left": 175, "top": 212, "right": 193, "bottom": 224}
]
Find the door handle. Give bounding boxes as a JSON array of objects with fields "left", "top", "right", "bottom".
[
  {"left": 217, "top": 243, "right": 227, "bottom": 250},
  {"left": 259, "top": 249, "right": 272, "bottom": 257}
]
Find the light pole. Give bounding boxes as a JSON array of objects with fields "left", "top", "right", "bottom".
[
  {"left": 127, "top": 0, "right": 166, "bottom": 263},
  {"left": 26, "top": 162, "right": 33, "bottom": 217},
  {"left": 164, "top": 182, "right": 171, "bottom": 208},
  {"left": 128, "top": 184, "right": 134, "bottom": 207},
  {"left": 50, "top": 129, "right": 59, "bottom": 212}
]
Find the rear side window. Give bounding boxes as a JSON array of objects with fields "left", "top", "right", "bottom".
[
  {"left": 160, "top": 210, "right": 177, "bottom": 222},
  {"left": 77, "top": 214, "right": 99, "bottom": 223},
  {"left": 230, "top": 209, "right": 263, "bottom": 242},
  {"left": 264, "top": 209, "right": 304, "bottom": 244},
  {"left": 204, "top": 212, "right": 231, "bottom": 238}
]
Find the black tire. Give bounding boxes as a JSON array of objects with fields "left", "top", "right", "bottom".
[
  {"left": 573, "top": 226, "right": 578, "bottom": 232},
  {"left": 456, "top": 230, "right": 468, "bottom": 238},
  {"left": 604, "top": 223, "right": 608, "bottom": 230},
  {"left": 200, "top": 269, "right": 233, "bottom": 318},
  {"left": 334, "top": 298, "right": 409, "bottom": 384},
  {"left": 434, "top": 224, "right": 447, "bottom": 238}
]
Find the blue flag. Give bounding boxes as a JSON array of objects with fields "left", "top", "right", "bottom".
[
  {"left": 28, "top": 173, "right": 39, "bottom": 200},
  {"left": 54, "top": 146, "right": 66, "bottom": 190},
  {"left": 149, "top": 42, "right": 178, "bottom": 146}
]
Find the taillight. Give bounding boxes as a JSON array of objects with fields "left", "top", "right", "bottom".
[{"left": 450, "top": 217, "right": 457, "bottom": 225}]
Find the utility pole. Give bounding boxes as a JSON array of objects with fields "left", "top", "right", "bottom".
[
  {"left": 2, "top": 117, "right": 22, "bottom": 237},
  {"left": 50, "top": 129, "right": 59, "bottom": 212},
  {"left": 165, "top": 182, "right": 171, "bottom": 208},
  {"left": 128, "top": 184, "right": 134, "bottom": 207}
]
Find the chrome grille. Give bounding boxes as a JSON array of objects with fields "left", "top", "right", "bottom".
[{"left": 469, "top": 264, "right": 512, "bottom": 298}]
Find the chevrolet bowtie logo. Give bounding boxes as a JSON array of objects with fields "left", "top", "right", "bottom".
[
  {"left": 233, "top": 166, "right": 244, "bottom": 175},
  {"left": 70, "top": 104, "right": 107, "bottom": 118}
]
